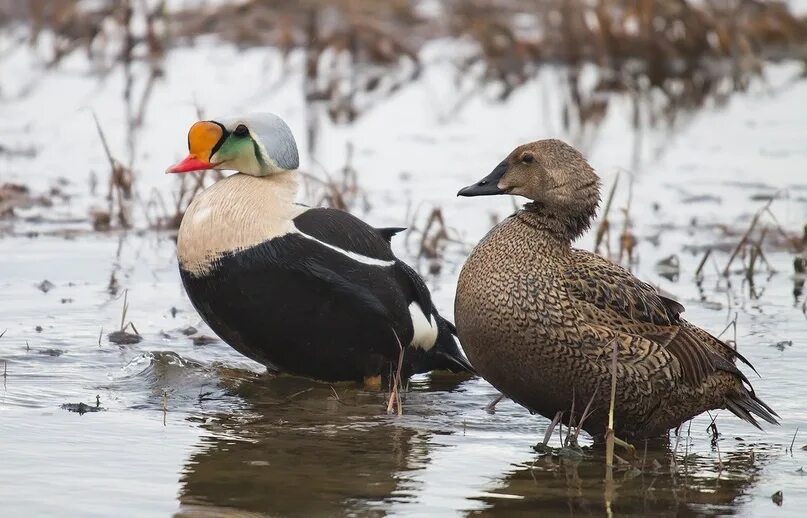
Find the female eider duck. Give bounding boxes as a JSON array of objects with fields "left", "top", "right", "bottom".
[
  {"left": 166, "top": 113, "right": 472, "bottom": 383},
  {"left": 455, "top": 139, "right": 777, "bottom": 441}
]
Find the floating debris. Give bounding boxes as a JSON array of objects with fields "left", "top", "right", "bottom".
[
  {"left": 109, "top": 289, "right": 141, "bottom": 344},
  {"left": 192, "top": 335, "right": 218, "bottom": 346},
  {"left": 771, "top": 340, "right": 793, "bottom": 351},
  {"left": 682, "top": 194, "right": 722, "bottom": 204},
  {"left": 37, "top": 280, "right": 55, "bottom": 293},
  {"left": 61, "top": 396, "right": 105, "bottom": 415},
  {"left": 750, "top": 192, "right": 783, "bottom": 202},
  {"left": 180, "top": 326, "right": 198, "bottom": 336},
  {"left": 108, "top": 330, "right": 142, "bottom": 345},
  {"left": 38, "top": 349, "right": 64, "bottom": 357},
  {"left": 772, "top": 490, "right": 783, "bottom": 506}
]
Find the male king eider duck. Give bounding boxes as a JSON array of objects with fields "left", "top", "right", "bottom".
[
  {"left": 166, "top": 113, "right": 473, "bottom": 385},
  {"left": 454, "top": 139, "right": 777, "bottom": 441}
]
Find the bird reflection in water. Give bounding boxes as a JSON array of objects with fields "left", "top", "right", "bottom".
[
  {"left": 473, "top": 438, "right": 769, "bottom": 517},
  {"left": 177, "top": 370, "right": 770, "bottom": 517},
  {"left": 177, "top": 371, "right": 469, "bottom": 516}
]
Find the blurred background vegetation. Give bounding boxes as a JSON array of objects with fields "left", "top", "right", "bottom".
[
  {"left": 1, "top": 0, "right": 806, "bottom": 235},
  {"left": 3, "top": 0, "right": 806, "bottom": 130}
]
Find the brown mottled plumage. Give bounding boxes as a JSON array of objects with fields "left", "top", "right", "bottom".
[{"left": 455, "top": 140, "right": 778, "bottom": 440}]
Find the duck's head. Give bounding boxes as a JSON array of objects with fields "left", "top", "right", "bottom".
[
  {"left": 167, "top": 113, "right": 299, "bottom": 176},
  {"left": 458, "top": 139, "right": 600, "bottom": 238}
]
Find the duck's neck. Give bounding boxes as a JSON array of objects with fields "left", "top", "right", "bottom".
[
  {"left": 259, "top": 170, "right": 299, "bottom": 205},
  {"left": 518, "top": 202, "right": 596, "bottom": 244}
]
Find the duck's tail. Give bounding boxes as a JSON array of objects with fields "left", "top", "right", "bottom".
[
  {"left": 430, "top": 314, "right": 475, "bottom": 374},
  {"left": 725, "top": 385, "right": 779, "bottom": 430}
]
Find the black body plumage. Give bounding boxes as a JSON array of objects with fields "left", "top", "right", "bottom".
[{"left": 180, "top": 207, "right": 471, "bottom": 381}]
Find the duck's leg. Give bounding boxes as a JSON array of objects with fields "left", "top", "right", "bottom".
[
  {"left": 612, "top": 436, "right": 636, "bottom": 458},
  {"left": 485, "top": 393, "right": 505, "bottom": 414},
  {"left": 363, "top": 375, "right": 382, "bottom": 390}
]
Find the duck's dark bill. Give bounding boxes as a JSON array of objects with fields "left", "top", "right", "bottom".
[{"left": 457, "top": 161, "right": 507, "bottom": 197}]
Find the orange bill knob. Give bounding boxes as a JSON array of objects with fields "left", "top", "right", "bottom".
[{"left": 166, "top": 121, "right": 224, "bottom": 173}]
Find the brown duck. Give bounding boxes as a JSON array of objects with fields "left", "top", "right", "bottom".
[{"left": 455, "top": 139, "right": 778, "bottom": 441}]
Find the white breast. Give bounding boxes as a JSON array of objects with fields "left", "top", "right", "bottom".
[{"left": 177, "top": 173, "right": 305, "bottom": 276}]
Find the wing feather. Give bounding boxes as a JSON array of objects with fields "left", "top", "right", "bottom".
[
  {"left": 565, "top": 250, "right": 679, "bottom": 325},
  {"left": 564, "top": 250, "right": 739, "bottom": 386},
  {"left": 293, "top": 207, "right": 396, "bottom": 261}
]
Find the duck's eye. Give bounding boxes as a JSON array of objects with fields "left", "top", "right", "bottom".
[
  {"left": 521, "top": 153, "right": 534, "bottom": 164},
  {"left": 233, "top": 124, "right": 249, "bottom": 137}
]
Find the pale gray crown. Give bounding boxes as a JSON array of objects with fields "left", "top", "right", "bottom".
[{"left": 221, "top": 113, "right": 300, "bottom": 172}]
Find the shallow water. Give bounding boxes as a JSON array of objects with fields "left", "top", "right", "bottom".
[
  {"left": 2, "top": 231, "right": 805, "bottom": 517},
  {"left": 2, "top": 39, "right": 807, "bottom": 517}
]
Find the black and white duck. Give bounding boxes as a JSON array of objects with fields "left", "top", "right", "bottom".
[{"left": 166, "top": 113, "right": 473, "bottom": 385}]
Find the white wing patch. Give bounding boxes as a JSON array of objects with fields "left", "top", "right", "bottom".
[
  {"left": 294, "top": 229, "right": 396, "bottom": 267},
  {"left": 408, "top": 302, "right": 438, "bottom": 350}
]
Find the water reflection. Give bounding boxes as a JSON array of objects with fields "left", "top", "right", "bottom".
[
  {"left": 178, "top": 374, "right": 471, "bottom": 516},
  {"left": 176, "top": 368, "right": 773, "bottom": 516},
  {"left": 474, "top": 441, "right": 769, "bottom": 517}
]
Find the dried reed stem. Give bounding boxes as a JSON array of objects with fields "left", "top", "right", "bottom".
[
  {"left": 695, "top": 248, "right": 712, "bottom": 280},
  {"left": 120, "top": 289, "right": 129, "bottom": 331},
  {"left": 542, "top": 411, "right": 563, "bottom": 446},
  {"left": 162, "top": 389, "right": 168, "bottom": 426},
  {"left": 594, "top": 171, "right": 620, "bottom": 254},
  {"left": 574, "top": 380, "right": 602, "bottom": 442},
  {"left": 386, "top": 329, "right": 405, "bottom": 416},
  {"left": 605, "top": 338, "right": 618, "bottom": 471},
  {"left": 723, "top": 197, "right": 776, "bottom": 276},
  {"left": 484, "top": 393, "right": 504, "bottom": 413}
]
